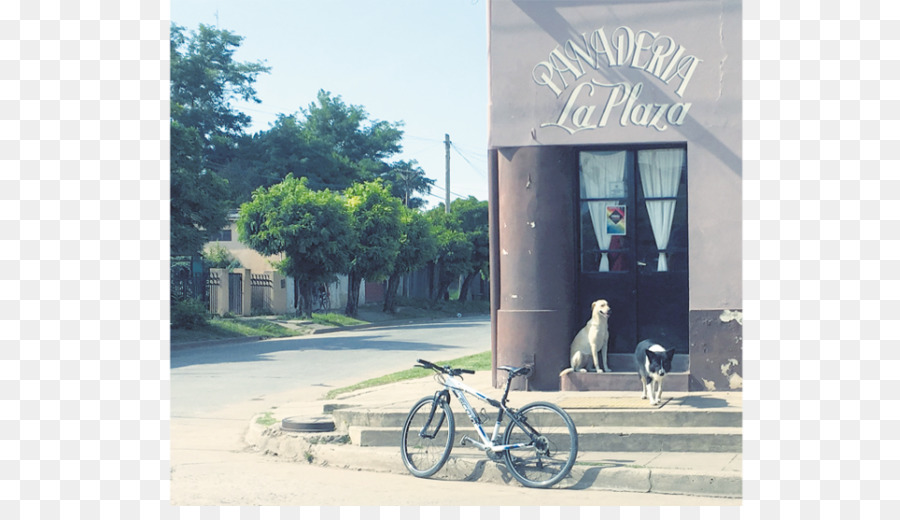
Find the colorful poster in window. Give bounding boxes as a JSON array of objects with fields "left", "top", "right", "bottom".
[{"left": 606, "top": 205, "right": 626, "bottom": 235}]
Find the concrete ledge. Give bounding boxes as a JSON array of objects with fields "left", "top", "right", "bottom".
[
  {"left": 649, "top": 469, "right": 743, "bottom": 498},
  {"left": 561, "top": 371, "right": 690, "bottom": 391},
  {"left": 350, "top": 426, "right": 742, "bottom": 452},
  {"left": 333, "top": 407, "right": 742, "bottom": 429}
]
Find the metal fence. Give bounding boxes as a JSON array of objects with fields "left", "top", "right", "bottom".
[
  {"left": 250, "top": 273, "right": 273, "bottom": 314},
  {"left": 172, "top": 269, "right": 209, "bottom": 302}
]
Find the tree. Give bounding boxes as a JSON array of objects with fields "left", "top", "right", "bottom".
[
  {"left": 426, "top": 206, "right": 475, "bottom": 302},
  {"left": 236, "top": 175, "right": 354, "bottom": 318},
  {"left": 170, "top": 23, "right": 269, "bottom": 257},
  {"left": 450, "top": 197, "right": 490, "bottom": 301},
  {"left": 380, "top": 160, "right": 436, "bottom": 209},
  {"left": 221, "top": 92, "right": 407, "bottom": 203},
  {"left": 300, "top": 90, "right": 405, "bottom": 191},
  {"left": 170, "top": 118, "right": 230, "bottom": 256},
  {"left": 383, "top": 207, "right": 439, "bottom": 313},
  {"left": 343, "top": 180, "right": 404, "bottom": 317},
  {"left": 170, "top": 23, "right": 270, "bottom": 163}
]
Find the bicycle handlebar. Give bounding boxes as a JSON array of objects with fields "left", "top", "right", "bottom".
[{"left": 415, "top": 358, "right": 475, "bottom": 376}]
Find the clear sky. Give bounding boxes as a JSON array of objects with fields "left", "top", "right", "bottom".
[{"left": 171, "top": 0, "right": 490, "bottom": 207}]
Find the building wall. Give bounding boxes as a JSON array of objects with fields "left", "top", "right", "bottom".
[
  {"left": 488, "top": 0, "right": 741, "bottom": 390},
  {"left": 207, "top": 219, "right": 284, "bottom": 273}
]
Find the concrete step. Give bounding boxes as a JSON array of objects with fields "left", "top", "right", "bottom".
[
  {"left": 332, "top": 406, "right": 741, "bottom": 430},
  {"left": 561, "top": 371, "right": 690, "bottom": 391},
  {"left": 349, "top": 425, "right": 742, "bottom": 452}
]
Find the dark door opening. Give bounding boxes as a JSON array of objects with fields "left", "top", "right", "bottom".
[
  {"left": 576, "top": 146, "right": 689, "bottom": 355},
  {"left": 228, "top": 272, "right": 243, "bottom": 315}
]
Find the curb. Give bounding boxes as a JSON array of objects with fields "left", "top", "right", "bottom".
[
  {"left": 171, "top": 336, "right": 265, "bottom": 351},
  {"left": 309, "top": 317, "right": 442, "bottom": 335},
  {"left": 172, "top": 315, "right": 484, "bottom": 350},
  {"left": 245, "top": 419, "right": 741, "bottom": 498}
]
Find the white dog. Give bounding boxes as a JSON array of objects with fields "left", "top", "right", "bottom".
[{"left": 564, "top": 299, "right": 611, "bottom": 374}]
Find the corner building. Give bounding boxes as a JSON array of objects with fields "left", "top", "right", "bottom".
[{"left": 487, "top": 0, "right": 742, "bottom": 391}]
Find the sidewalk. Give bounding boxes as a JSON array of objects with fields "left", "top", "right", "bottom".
[{"left": 244, "top": 368, "right": 743, "bottom": 499}]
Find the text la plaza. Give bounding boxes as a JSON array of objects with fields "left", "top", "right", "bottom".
[{"left": 532, "top": 25, "right": 702, "bottom": 134}]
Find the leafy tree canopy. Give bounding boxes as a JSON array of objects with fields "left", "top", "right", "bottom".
[
  {"left": 344, "top": 180, "right": 404, "bottom": 281},
  {"left": 170, "top": 119, "right": 230, "bottom": 256},
  {"left": 380, "top": 160, "right": 436, "bottom": 210},
  {"left": 343, "top": 180, "right": 404, "bottom": 316},
  {"left": 450, "top": 196, "right": 490, "bottom": 274},
  {"left": 170, "top": 23, "right": 269, "bottom": 257},
  {"left": 220, "top": 90, "right": 407, "bottom": 203},
  {"left": 237, "top": 175, "right": 354, "bottom": 284},
  {"left": 170, "top": 23, "right": 270, "bottom": 159}
]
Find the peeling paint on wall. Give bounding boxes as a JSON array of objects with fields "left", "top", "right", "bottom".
[
  {"left": 720, "top": 358, "right": 742, "bottom": 390},
  {"left": 719, "top": 310, "right": 742, "bottom": 326},
  {"left": 702, "top": 378, "right": 716, "bottom": 391}
]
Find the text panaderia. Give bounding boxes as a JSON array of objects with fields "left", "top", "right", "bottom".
[{"left": 532, "top": 26, "right": 701, "bottom": 134}]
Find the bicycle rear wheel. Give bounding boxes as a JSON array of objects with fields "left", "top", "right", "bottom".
[
  {"left": 400, "top": 396, "right": 455, "bottom": 478},
  {"left": 502, "top": 401, "right": 578, "bottom": 488}
]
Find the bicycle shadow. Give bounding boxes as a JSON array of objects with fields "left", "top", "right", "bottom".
[{"left": 566, "top": 462, "right": 639, "bottom": 491}]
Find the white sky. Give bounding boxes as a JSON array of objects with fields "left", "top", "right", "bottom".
[{"left": 171, "top": 0, "right": 490, "bottom": 207}]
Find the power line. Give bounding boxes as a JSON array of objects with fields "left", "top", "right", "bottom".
[{"left": 450, "top": 143, "right": 487, "bottom": 178}]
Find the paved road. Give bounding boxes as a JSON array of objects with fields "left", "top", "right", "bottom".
[{"left": 171, "top": 316, "right": 491, "bottom": 417}]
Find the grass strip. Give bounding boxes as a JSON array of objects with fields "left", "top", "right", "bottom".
[
  {"left": 309, "top": 313, "right": 367, "bottom": 327},
  {"left": 323, "top": 351, "right": 491, "bottom": 400}
]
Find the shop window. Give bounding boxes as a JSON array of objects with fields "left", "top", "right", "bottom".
[{"left": 579, "top": 147, "right": 687, "bottom": 274}]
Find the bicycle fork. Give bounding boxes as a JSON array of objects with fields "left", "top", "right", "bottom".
[{"left": 417, "top": 390, "right": 449, "bottom": 439}]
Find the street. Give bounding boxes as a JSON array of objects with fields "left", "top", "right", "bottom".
[{"left": 171, "top": 317, "right": 491, "bottom": 416}]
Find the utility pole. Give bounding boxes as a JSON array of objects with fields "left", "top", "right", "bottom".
[{"left": 444, "top": 133, "right": 451, "bottom": 213}]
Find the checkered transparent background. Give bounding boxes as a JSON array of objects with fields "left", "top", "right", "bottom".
[{"left": 2, "top": 0, "right": 898, "bottom": 518}]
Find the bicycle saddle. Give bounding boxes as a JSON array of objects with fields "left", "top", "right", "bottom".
[{"left": 499, "top": 365, "right": 533, "bottom": 378}]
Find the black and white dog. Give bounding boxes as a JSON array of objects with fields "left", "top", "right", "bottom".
[{"left": 634, "top": 340, "right": 676, "bottom": 406}]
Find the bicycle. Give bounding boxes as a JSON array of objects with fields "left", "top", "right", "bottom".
[
  {"left": 316, "top": 285, "right": 330, "bottom": 313},
  {"left": 399, "top": 358, "right": 578, "bottom": 488}
]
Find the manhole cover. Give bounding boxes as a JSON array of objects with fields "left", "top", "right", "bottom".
[{"left": 281, "top": 416, "right": 336, "bottom": 433}]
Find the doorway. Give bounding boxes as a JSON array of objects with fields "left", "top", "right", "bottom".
[{"left": 576, "top": 146, "right": 689, "bottom": 354}]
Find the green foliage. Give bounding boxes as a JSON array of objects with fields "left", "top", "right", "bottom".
[
  {"left": 323, "top": 350, "right": 491, "bottom": 400},
  {"left": 449, "top": 197, "right": 490, "bottom": 300},
  {"left": 170, "top": 23, "right": 270, "bottom": 153},
  {"left": 344, "top": 180, "right": 404, "bottom": 281},
  {"left": 203, "top": 243, "right": 243, "bottom": 270},
  {"left": 222, "top": 91, "right": 406, "bottom": 203},
  {"left": 256, "top": 412, "right": 277, "bottom": 427},
  {"left": 380, "top": 160, "right": 435, "bottom": 209},
  {"left": 310, "top": 313, "right": 366, "bottom": 327},
  {"left": 170, "top": 119, "right": 231, "bottom": 256},
  {"left": 425, "top": 206, "right": 475, "bottom": 300},
  {"left": 170, "top": 23, "right": 269, "bottom": 256},
  {"left": 237, "top": 175, "right": 355, "bottom": 317},
  {"left": 171, "top": 298, "right": 210, "bottom": 330},
  {"left": 395, "top": 208, "right": 439, "bottom": 274},
  {"left": 451, "top": 197, "right": 490, "bottom": 271},
  {"left": 343, "top": 180, "right": 404, "bottom": 316}
]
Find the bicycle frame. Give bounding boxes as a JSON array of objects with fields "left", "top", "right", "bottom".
[{"left": 437, "top": 373, "right": 537, "bottom": 454}]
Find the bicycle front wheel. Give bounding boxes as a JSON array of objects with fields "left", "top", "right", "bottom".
[
  {"left": 502, "top": 401, "right": 578, "bottom": 488},
  {"left": 400, "top": 396, "right": 455, "bottom": 478}
]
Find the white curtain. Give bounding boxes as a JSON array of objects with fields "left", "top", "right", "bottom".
[
  {"left": 580, "top": 151, "right": 626, "bottom": 271},
  {"left": 637, "top": 149, "right": 684, "bottom": 272}
]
